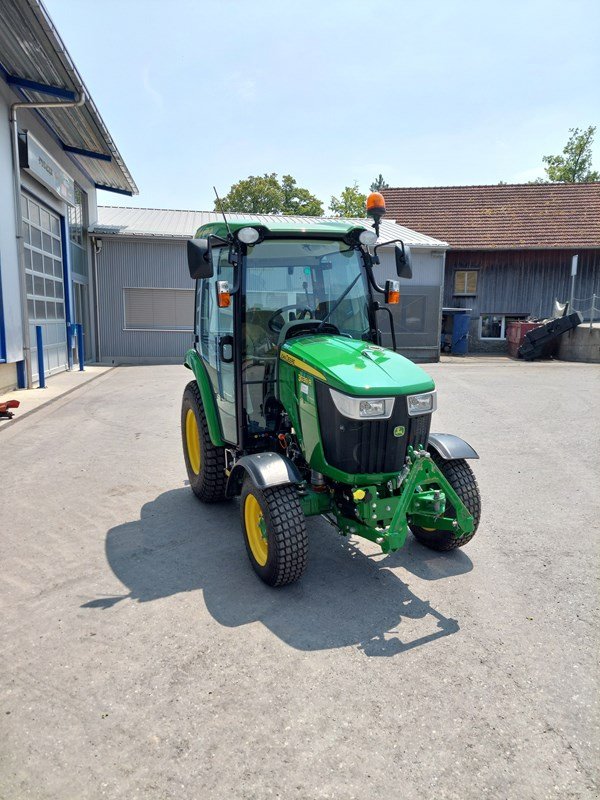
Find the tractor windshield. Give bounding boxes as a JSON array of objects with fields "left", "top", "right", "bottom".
[
  {"left": 243, "top": 238, "right": 370, "bottom": 348},
  {"left": 241, "top": 238, "right": 371, "bottom": 435}
]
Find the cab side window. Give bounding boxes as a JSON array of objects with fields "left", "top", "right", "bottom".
[{"left": 198, "top": 248, "right": 233, "bottom": 368}]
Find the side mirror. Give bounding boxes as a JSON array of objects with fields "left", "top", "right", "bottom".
[
  {"left": 187, "top": 238, "right": 212, "bottom": 279},
  {"left": 395, "top": 243, "right": 412, "bottom": 279}
]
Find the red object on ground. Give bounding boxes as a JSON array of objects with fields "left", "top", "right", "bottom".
[
  {"left": 0, "top": 399, "right": 20, "bottom": 419},
  {"left": 506, "top": 321, "right": 543, "bottom": 358}
]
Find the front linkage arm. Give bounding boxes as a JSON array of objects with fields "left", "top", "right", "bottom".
[{"left": 333, "top": 447, "right": 474, "bottom": 554}]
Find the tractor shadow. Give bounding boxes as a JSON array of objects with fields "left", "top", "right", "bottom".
[{"left": 83, "top": 487, "right": 473, "bottom": 656}]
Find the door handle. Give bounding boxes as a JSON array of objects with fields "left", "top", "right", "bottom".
[{"left": 219, "top": 335, "right": 234, "bottom": 363}]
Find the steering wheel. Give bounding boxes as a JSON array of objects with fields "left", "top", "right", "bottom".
[{"left": 267, "top": 305, "right": 314, "bottom": 332}]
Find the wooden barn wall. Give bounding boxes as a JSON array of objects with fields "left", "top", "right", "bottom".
[{"left": 444, "top": 249, "right": 600, "bottom": 351}]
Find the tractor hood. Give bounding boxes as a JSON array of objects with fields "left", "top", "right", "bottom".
[{"left": 280, "top": 336, "right": 435, "bottom": 396}]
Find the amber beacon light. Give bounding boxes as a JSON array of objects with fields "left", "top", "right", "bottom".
[{"left": 366, "top": 191, "right": 386, "bottom": 236}]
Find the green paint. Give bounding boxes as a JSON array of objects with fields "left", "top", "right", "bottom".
[
  {"left": 331, "top": 448, "right": 474, "bottom": 554},
  {"left": 299, "top": 488, "right": 333, "bottom": 517},
  {"left": 195, "top": 217, "right": 370, "bottom": 241},
  {"left": 184, "top": 349, "right": 225, "bottom": 447},
  {"left": 281, "top": 337, "right": 435, "bottom": 397}
]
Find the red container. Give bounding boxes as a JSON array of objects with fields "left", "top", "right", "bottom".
[{"left": 506, "top": 321, "right": 543, "bottom": 358}]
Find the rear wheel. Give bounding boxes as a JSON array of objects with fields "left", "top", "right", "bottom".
[
  {"left": 181, "top": 381, "right": 228, "bottom": 502},
  {"left": 410, "top": 455, "right": 481, "bottom": 551},
  {"left": 240, "top": 478, "right": 308, "bottom": 586}
]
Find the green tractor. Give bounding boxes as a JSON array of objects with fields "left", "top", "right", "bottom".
[{"left": 181, "top": 194, "right": 481, "bottom": 586}]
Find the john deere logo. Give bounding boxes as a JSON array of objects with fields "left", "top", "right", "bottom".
[{"left": 393, "top": 425, "right": 405, "bottom": 438}]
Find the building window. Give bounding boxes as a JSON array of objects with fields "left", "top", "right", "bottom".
[
  {"left": 479, "top": 314, "right": 528, "bottom": 339},
  {"left": 123, "top": 288, "right": 194, "bottom": 331},
  {"left": 454, "top": 270, "right": 478, "bottom": 295}
]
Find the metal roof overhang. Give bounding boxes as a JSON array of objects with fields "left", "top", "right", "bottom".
[{"left": 0, "top": 0, "right": 137, "bottom": 195}]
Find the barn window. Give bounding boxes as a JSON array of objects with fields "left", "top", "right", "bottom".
[
  {"left": 123, "top": 288, "right": 194, "bottom": 331},
  {"left": 454, "top": 270, "right": 478, "bottom": 295}
]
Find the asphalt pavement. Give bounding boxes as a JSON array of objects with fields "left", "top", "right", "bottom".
[{"left": 1, "top": 359, "right": 598, "bottom": 800}]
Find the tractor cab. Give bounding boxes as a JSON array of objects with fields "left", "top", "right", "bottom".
[
  {"left": 187, "top": 215, "right": 412, "bottom": 452},
  {"left": 181, "top": 196, "right": 481, "bottom": 587}
]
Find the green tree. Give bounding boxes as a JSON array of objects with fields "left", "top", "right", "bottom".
[
  {"left": 542, "top": 126, "right": 599, "bottom": 183},
  {"left": 370, "top": 174, "right": 389, "bottom": 191},
  {"left": 216, "top": 173, "right": 323, "bottom": 215},
  {"left": 329, "top": 182, "right": 367, "bottom": 217},
  {"left": 281, "top": 175, "right": 323, "bottom": 215},
  {"left": 216, "top": 173, "right": 283, "bottom": 214}
]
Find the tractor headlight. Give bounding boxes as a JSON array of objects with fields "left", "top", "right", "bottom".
[
  {"left": 329, "top": 388, "right": 394, "bottom": 420},
  {"left": 359, "top": 229, "right": 378, "bottom": 246},
  {"left": 407, "top": 391, "right": 437, "bottom": 416},
  {"left": 236, "top": 226, "right": 260, "bottom": 244}
]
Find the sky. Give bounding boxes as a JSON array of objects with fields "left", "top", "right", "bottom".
[{"left": 45, "top": 0, "right": 600, "bottom": 212}]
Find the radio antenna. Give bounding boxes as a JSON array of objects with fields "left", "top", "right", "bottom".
[{"left": 213, "top": 186, "right": 232, "bottom": 239}]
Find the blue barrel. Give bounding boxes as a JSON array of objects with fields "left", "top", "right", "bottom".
[{"left": 451, "top": 311, "right": 470, "bottom": 355}]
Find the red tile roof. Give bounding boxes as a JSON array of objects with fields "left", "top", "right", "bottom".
[{"left": 381, "top": 183, "right": 600, "bottom": 250}]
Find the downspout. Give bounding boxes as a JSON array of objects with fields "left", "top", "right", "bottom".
[{"left": 9, "top": 92, "right": 86, "bottom": 388}]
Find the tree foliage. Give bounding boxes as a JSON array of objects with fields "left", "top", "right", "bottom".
[
  {"left": 216, "top": 173, "right": 323, "bottom": 215},
  {"left": 370, "top": 174, "right": 389, "bottom": 191},
  {"left": 329, "top": 182, "right": 367, "bottom": 217},
  {"left": 280, "top": 175, "right": 324, "bottom": 215},
  {"left": 541, "top": 126, "right": 599, "bottom": 183}
]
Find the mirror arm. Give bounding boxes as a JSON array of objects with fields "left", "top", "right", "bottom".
[
  {"left": 372, "top": 301, "right": 397, "bottom": 351},
  {"left": 365, "top": 261, "right": 386, "bottom": 294},
  {"left": 374, "top": 238, "right": 406, "bottom": 257}
]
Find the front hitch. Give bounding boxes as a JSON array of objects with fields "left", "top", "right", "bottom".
[{"left": 333, "top": 447, "right": 474, "bottom": 553}]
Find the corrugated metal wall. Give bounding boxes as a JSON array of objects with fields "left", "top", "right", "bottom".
[
  {"left": 378, "top": 247, "right": 445, "bottom": 361},
  {"left": 444, "top": 249, "right": 600, "bottom": 351},
  {"left": 96, "top": 237, "right": 194, "bottom": 363},
  {"left": 96, "top": 237, "right": 445, "bottom": 364}
]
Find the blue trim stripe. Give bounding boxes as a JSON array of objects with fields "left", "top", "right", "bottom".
[
  {"left": 0, "top": 252, "right": 6, "bottom": 362},
  {"left": 63, "top": 145, "right": 112, "bottom": 162},
  {"left": 6, "top": 75, "right": 77, "bottom": 101},
  {"left": 60, "top": 215, "right": 74, "bottom": 370},
  {"left": 94, "top": 183, "right": 134, "bottom": 196}
]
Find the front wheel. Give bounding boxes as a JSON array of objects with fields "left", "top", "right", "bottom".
[
  {"left": 240, "top": 478, "right": 308, "bottom": 586},
  {"left": 410, "top": 455, "right": 481, "bottom": 551}
]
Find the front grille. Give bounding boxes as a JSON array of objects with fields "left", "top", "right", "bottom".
[{"left": 315, "top": 382, "right": 431, "bottom": 475}]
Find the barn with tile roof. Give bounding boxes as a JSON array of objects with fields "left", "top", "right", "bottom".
[{"left": 382, "top": 183, "right": 600, "bottom": 351}]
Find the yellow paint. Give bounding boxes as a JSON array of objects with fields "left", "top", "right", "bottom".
[
  {"left": 353, "top": 489, "right": 366, "bottom": 501},
  {"left": 280, "top": 350, "right": 325, "bottom": 381},
  {"left": 185, "top": 408, "right": 201, "bottom": 475},
  {"left": 244, "top": 493, "right": 268, "bottom": 566}
]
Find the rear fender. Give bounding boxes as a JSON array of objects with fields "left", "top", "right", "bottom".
[
  {"left": 184, "top": 348, "right": 224, "bottom": 447},
  {"left": 427, "top": 433, "right": 479, "bottom": 460},
  {"left": 226, "top": 453, "right": 302, "bottom": 498}
]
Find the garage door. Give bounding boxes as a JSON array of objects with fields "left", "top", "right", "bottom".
[{"left": 22, "top": 195, "right": 68, "bottom": 380}]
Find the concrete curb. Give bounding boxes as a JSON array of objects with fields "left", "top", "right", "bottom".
[{"left": 0, "top": 366, "right": 117, "bottom": 432}]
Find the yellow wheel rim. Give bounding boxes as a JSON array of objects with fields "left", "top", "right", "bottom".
[
  {"left": 244, "top": 494, "right": 268, "bottom": 567},
  {"left": 185, "top": 408, "right": 201, "bottom": 475}
]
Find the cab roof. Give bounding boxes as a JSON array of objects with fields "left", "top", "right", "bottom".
[{"left": 195, "top": 217, "right": 369, "bottom": 240}]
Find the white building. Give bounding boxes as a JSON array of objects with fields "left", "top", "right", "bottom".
[{"left": 0, "top": 0, "right": 137, "bottom": 392}]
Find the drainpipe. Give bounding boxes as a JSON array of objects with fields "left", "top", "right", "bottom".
[{"left": 9, "top": 92, "right": 86, "bottom": 388}]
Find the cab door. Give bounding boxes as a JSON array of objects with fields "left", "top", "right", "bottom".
[{"left": 196, "top": 248, "right": 237, "bottom": 444}]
